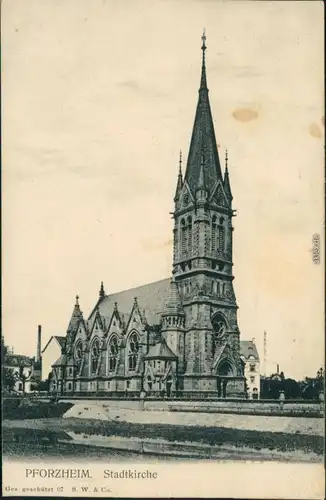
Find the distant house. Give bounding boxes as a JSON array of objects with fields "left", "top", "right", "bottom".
[
  {"left": 41, "top": 336, "right": 66, "bottom": 382},
  {"left": 3, "top": 353, "right": 35, "bottom": 393},
  {"left": 240, "top": 340, "right": 260, "bottom": 399}
]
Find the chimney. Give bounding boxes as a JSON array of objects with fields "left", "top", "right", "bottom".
[
  {"left": 277, "top": 363, "right": 279, "bottom": 375},
  {"left": 37, "top": 325, "right": 42, "bottom": 363}
]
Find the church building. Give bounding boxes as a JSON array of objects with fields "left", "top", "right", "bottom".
[{"left": 50, "top": 33, "right": 247, "bottom": 399}]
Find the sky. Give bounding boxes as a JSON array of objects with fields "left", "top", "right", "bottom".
[{"left": 2, "top": 0, "right": 324, "bottom": 380}]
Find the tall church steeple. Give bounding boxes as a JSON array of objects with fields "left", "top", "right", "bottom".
[
  {"left": 169, "top": 33, "right": 244, "bottom": 394},
  {"left": 184, "top": 31, "right": 223, "bottom": 193}
]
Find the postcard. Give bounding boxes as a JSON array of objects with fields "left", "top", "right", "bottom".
[{"left": 2, "top": 0, "right": 324, "bottom": 498}]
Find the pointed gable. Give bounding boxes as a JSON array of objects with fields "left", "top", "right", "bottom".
[
  {"left": 184, "top": 32, "right": 223, "bottom": 194},
  {"left": 67, "top": 296, "right": 83, "bottom": 335},
  {"left": 210, "top": 180, "right": 229, "bottom": 208}
]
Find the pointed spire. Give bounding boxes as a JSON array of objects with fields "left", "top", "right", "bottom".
[
  {"left": 163, "top": 277, "right": 184, "bottom": 316},
  {"left": 223, "top": 148, "right": 233, "bottom": 200},
  {"left": 174, "top": 150, "right": 183, "bottom": 202},
  {"left": 200, "top": 29, "right": 207, "bottom": 90},
  {"left": 99, "top": 281, "right": 105, "bottom": 299},
  {"left": 67, "top": 294, "right": 83, "bottom": 334},
  {"left": 184, "top": 31, "right": 222, "bottom": 193}
]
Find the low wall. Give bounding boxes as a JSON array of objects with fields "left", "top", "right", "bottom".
[{"left": 59, "top": 398, "right": 323, "bottom": 417}]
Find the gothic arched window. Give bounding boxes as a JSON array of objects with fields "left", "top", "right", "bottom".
[
  {"left": 181, "top": 218, "right": 186, "bottom": 255},
  {"left": 128, "top": 332, "right": 140, "bottom": 371},
  {"left": 74, "top": 341, "right": 83, "bottom": 374},
  {"left": 211, "top": 314, "right": 227, "bottom": 357},
  {"left": 212, "top": 215, "right": 217, "bottom": 252},
  {"left": 108, "top": 336, "right": 119, "bottom": 372},
  {"left": 187, "top": 216, "right": 192, "bottom": 253},
  {"left": 90, "top": 339, "right": 100, "bottom": 374}
]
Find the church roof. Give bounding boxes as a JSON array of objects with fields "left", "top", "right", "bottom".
[
  {"left": 184, "top": 32, "right": 223, "bottom": 193},
  {"left": 145, "top": 340, "right": 177, "bottom": 360},
  {"left": 240, "top": 340, "right": 259, "bottom": 361},
  {"left": 90, "top": 278, "right": 171, "bottom": 327}
]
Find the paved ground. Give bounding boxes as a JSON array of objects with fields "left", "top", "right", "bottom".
[{"left": 63, "top": 404, "right": 324, "bottom": 436}]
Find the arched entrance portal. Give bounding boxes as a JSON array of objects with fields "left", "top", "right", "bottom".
[{"left": 216, "top": 360, "right": 234, "bottom": 398}]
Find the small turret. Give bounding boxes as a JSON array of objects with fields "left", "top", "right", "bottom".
[
  {"left": 174, "top": 151, "right": 184, "bottom": 202},
  {"left": 99, "top": 281, "right": 105, "bottom": 299},
  {"left": 223, "top": 149, "right": 233, "bottom": 201},
  {"left": 161, "top": 278, "right": 185, "bottom": 328}
]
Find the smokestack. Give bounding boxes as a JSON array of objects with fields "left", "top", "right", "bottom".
[
  {"left": 277, "top": 363, "right": 279, "bottom": 375},
  {"left": 37, "top": 325, "right": 42, "bottom": 363},
  {"left": 263, "top": 330, "right": 267, "bottom": 376}
]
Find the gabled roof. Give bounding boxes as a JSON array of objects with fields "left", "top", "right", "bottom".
[
  {"left": 90, "top": 278, "right": 171, "bottom": 328},
  {"left": 42, "top": 335, "right": 66, "bottom": 353},
  {"left": 240, "top": 340, "right": 259, "bottom": 361},
  {"left": 145, "top": 341, "right": 177, "bottom": 360}
]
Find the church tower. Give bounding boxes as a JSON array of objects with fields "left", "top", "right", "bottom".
[{"left": 172, "top": 32, "right": 245, "bottom": 397}]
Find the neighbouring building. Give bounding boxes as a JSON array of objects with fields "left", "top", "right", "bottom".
[
  {"left": 50, "top": 33, "right": 248, "bottom": 399},
  {"left": 1, "top": 333, "right": 42, "bottom": 394},
  {"left": 41, "top": 335, "right": 66, "bottom": 382},
  {"left": 240, "top": 340, "right": 260, "bottom": 399}
]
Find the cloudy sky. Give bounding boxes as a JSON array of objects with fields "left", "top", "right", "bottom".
[{"left": 2, "top": 0, "right": 324, "bottom": 379}]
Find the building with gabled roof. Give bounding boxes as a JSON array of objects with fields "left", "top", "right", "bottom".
[
  {"left": 41, "top": 335, "right": 66, "bottom": 382},
  {"left": 50, "top": 33, "right": 248, "bottom": 399},
  {"left": 240, "top": 339, "right": 260, "bottom": 399}
]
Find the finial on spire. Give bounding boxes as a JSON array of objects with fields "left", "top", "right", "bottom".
[
  {"left": 200, "top": 29, "right": 208, "bottom": 90},
  {"left": 225, "top": 149, "right": 228, "bottom": 170},
  {"left": 99, "top": 281, "right": 105, "bottom": 299},
  {"left": 75, "top": 295, "right": 79, "bottom": 306},
  {"left": 179, "top": 150, "right": 182, "bottom": 171},
  {"left": 201, "top": 28, "right": 207, "bottom": 53}
]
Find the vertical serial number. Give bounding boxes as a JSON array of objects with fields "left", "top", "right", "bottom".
[{"left": 312, "top": 233, "right": 320, "bottom": 264}]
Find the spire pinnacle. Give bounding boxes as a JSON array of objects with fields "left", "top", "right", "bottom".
[
  {"left": 223, "top": 149, "right": 233, "bottom": 200},
  {"left": 75, "top": 295, "right": 79, "bottom": 307},
  {"left": 174, "top": 150, "right": 184, "bottom": 202},
  {"left": 163, "top": 277, "right": 184, "bottom": 316},
  {"left": 99, "top": 281, "right": 105, "bottom": 299},
  {"left": 200, "top": 29, "right": 207, "bottom": 90}
]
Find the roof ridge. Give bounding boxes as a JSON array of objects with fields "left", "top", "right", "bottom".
[{"left": 103, "top": 277, "right": 170, "bottom": 298}]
